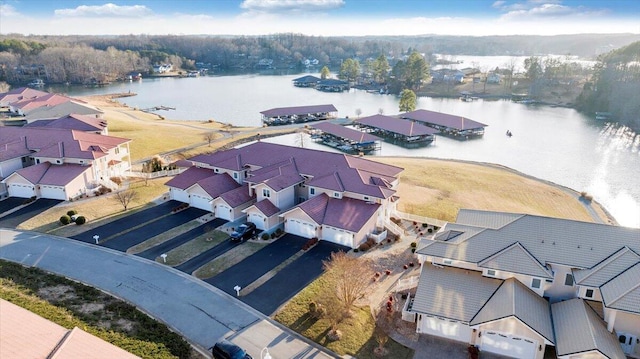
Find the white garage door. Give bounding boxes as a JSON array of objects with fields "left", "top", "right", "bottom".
[
  {"left": 40, "top": 185, "right": 66, "bottom": 200},
  {"left": 420, "top": 315, "right": 471, "bottom": 343},
  {"left": 480, "top": 331, "right": 537, "bottom": 359},
  {"left": 322, "top": 226, "right": 353, "bottom": 247},
  {"left": 248, "top": 213, "right": 266, "bottom": 230},
  {"left": 9, "top": 184, "right": 35, "bottom": 198},
  {"left": 190, "top": 194, "right": 212, "bottom": 211},
  {"left": 215, "top": 204, "right": 233, "bottom": 221},
  {"left": 170, "top": 188, "right": 189, "bottom": 203},
  {"left": 285, "top": 219, "right": 316, "bottom": 238}
]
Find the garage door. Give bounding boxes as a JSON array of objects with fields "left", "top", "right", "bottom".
[
  {"left": 322, "top": 226, "right": 353, "bottom": 247},
  {"left": 190, "top": 194, "right": 212, "bottom": 211},
  {"left": 170, "top": 188, "right": 189, "bottom": 203},
  {"left": 215, "top": 204, "right": 233, "bottom": 221},
  {"left": 40, "top": 185, "right": 66, "bottom": 200},
  {"left": 420, "top": 315, "right": 471, "bottom": 343},
  {"left": 9, "top": 184, "right": 35, "bottom": 198},
  {"left": 480, "top": 331, "right": 537, "bottom": 359},
  {"left": 285, "top": 219, "right": 316, "bottom": 238},
  {"left": 249, "top": 213, "right": 266, "bottom": 230}
]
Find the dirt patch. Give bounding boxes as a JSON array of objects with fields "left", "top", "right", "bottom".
[
  {"left": 38, "top": 285, "right": 76, "bottom": 302},
  {"left": 115, "top": 318, "right": 136, "bottom": 333},
  {"left": 76, "top": 303, "right": 105, "bottom": 314}
]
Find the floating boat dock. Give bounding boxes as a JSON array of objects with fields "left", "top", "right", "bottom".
[
  {"left": 401, "top": 109, "right": 487, "bottom": 139},
  {"left": 260, "top": 104, "right": 338, "bottom": 126},
  {"left": 310, "top": 122, "right": 381, "bottom": 154},
  {"left": 354, "top": 114, "right": 437, "bottom": 148}
]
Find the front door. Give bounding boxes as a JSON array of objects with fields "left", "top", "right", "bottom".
[{"left": 619, "top": 333, "right": 637, "bottom": 354}]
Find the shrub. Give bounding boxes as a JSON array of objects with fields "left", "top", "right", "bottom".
[
  {"left": 261, "top": 233, "right": 270, "bottom": 241},
  {"left": 59, "top": 215, "right": 71, "bottom": 225},
  {"left": 353, "top": 248, "right": 359, "bottom": 253},
  {"left": 75, "top": 216, "right": 86, "bottom": 225},
  {"left": 22, "top": 196, "right": 37, "bottom": 205},
  {"left": 67, "top": 210, "right": 78, "bottom": 216},
  {"left": 358, "top": 242, "right": 370, "bottom": 251},
  {"left": 401, "top": 293, "right": 408, "bottom": 300},
  {"left": 385, "top": 269, "right": 391, "bottom": 275},
  {"left": 271, "top": 232, "right": 277, "bottom": 239},
  {"left": 403, "top": 264, "right": 408, "bottom": 270},
  {"left": 386, "top": 238, "right": 392, "bottom": 243},
  {"left": 422, "top": 223, "right": 428, "bottom": 228},
  {"left": 275, "top": 228, "right": 283, "bottom": 236},
  {"left": 410, "top": 242, "right": 417, "bottom": 248},
  {"left": 411, "top": 248, "right": 416, "bottom": 253},
  {"left": 409, "top": 262, "right": 414, "bottom": 267}
]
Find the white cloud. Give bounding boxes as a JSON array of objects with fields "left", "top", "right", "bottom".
[
  {"left": 492, "top": 1, "right": 506, "bottom": 8},
  {"left": 54, "top": 3, "right": 152, "bottom": 17},
  {"left": 495, "top": 1, "right": 605, "bottom": 20},
  {"left": 0, "top": 4, "right": 20, "bottom": 17},
  {"left": 240, "top": 0, "right": 344, "bottom": 13}
]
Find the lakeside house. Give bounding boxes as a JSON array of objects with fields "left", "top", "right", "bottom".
[
  {"left": 405, "top": 209, "right": 640, "bottom": 359},
  {"left": 165, "top": 142, "right": 402, "bottom": 248}
]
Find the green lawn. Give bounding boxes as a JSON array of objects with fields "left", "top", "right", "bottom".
[{"left": 274, "top": 274, "right": 414, "bottom": 359}]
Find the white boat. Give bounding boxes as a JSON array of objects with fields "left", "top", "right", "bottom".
[{"left": 28, "top": 79, "right": 45, "bottom": 87}]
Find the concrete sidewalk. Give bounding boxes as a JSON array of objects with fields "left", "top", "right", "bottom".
[{"left": 0, "top": 229, "right": 337, "bottom": 359}]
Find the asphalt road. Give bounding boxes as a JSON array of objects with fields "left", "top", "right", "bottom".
[
  {"left": 206, "top": 234, "right": 303, "bottom": 296},
  {"left": 136, "top": 218, "right": 227, "bottom": 260},
  {"left": 102, "top": 207, "right": 208, "bottom": 252},
  {"left": 71, "top": 200, "right": 180, "bottom": 243},
  {"left": 174, "top": 239, "right": 236, "bottom": 274},
  {"left": 0, "top": 199, "right": 62, "bottom": 228},
  {"left": 0, "top": 197, "right": 26, "bottom": 215},
  {"left": 242, "top": 241, "right": 348, "bottom": 315},
  {"left": 0, "top": 229, "right": 336, "bottom": 359}
]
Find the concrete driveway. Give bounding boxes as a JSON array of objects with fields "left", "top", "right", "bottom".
[
  {"left": 102, "top": 207, "right": 208, "bottom": 252},
  {"left": 0, "top": 229, "right": 336, "bottom": 359},
  {"left": 0, "top": 197, "right": 26, "bottom": 215},
  {"left": 206, "top": 234, "right": 303, "bottom": 295},
  {"left": 0, "top": 199, "right": 62, "bottom": 228},
  {"left": 242, "top": 241, "right": 348, "bottom": 315},
  {"left": 71, "top": 200, "right": 180, "bottom": 243},
  {"left": 136, "top": 218, "right": 227, "bottom": 260}
]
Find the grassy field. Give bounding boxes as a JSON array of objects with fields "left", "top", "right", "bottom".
[
  {"left": 273, "top": 274, "right": 414, "bottom": 359},
  {"left": 372, "top": 157, "right": 610, "bottom": 223}
]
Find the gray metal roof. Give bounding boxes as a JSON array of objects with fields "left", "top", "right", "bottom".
[
  {"left": 411, "top": 265, "right": 502, "bottom": 322},
  {"left": 401, "top": 109, "right": 488, "bottom": 130},
  {"left": 478, "top": 242, "right": 553, "bottom": 279},
  {"left": 470, "top": 278, "right": 555, "bottom": 343},
  {"left": 455, "top": 209, "right": 524, "bottom": 229},
  {"left": 600, "top": 262, "right": 640, "bottom": 314},
  {"left": 573, "top": 247, "right": 640, "bottom": 287},
  {"left": 417, "top": 210, "right": 640, "bottom": 278},
  {"left": 551, "top": 298, "right": 626, "bottom": 359}
]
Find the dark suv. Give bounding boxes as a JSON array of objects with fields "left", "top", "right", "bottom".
[
  {"left": 210, "top": 340, "right": 252, "bottom": 359},
  {"left": 230, "top": 222, "right": 257, "bottom": 242}
]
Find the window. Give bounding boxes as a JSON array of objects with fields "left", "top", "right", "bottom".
[
  {"left": 531, "top": 278, "right": 541, "bottom": 289},
  {"left": 487, "top": 269, "right": 496, "bottom": 276},
  {"left": 115, "top": 147, "right": 119, "bottom": 154},
  {"left": 585, "top": 289, "right": 594, "bottom": 298},
  {"left": 233, "top": 172, "right": 238, "bottom": 179},
  {"left": 310, "top": 188, "right": 315, "bottom": 195},
  {"left": 262, "top": 189, "right": 270, "bottom": 198},
  {"left": 443, "top": 259, "right": 452, "bottom": 265},
  {"left": 333, "top": 192, "right": 340, "bottom": 198},
  {"left": 214, "top": 168, "right": 219, "bottom": 173},
  {"left": 564, "top": 273, "right": 574, "bottom": 286},
  {"left": 363, "top": 196, "right": 370, "bottom": 201}
]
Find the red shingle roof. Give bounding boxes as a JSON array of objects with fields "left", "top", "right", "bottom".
[
  {"left": 165, "top": 167, "right": 214, "bottom": 189},
  {"left": 25, "top": 113, "right": 107, "bottom": 132},
  {"left": 0, "top": 87, "right": 48, "bottom": 106},
  {"left": 218, "top": 184, "right": 254, "bottom": 207},
  {"left": 296, "top": 193, "right": 380, "bottom": 233},
  {"left": 253, "top": 199, "right": 280, "bottom": 217},
  {"left": 194, "top": 173, "right": 240, "bottom": 198},
  {"left": 13, "top": 162, "right": 91, "bottom": 186}
]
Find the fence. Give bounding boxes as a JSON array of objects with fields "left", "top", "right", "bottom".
[
  {"left": 128, "top": 168, "right": 185, "bottom": 179},
  {"left": 395, "top": 275, "right": 419, "bottom": 292},
  {"left": 384, "top": 219, "right": 412, "bottom": 241}
]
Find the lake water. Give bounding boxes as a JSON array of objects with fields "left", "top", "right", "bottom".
[{"left": 61, "top": 75, "right": 640, "bottom": 228}]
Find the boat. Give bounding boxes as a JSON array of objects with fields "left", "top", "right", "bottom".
[
  {"left": 595, "top": 112, "right": 612, "bottom": 120},
  {"left": 27, "top": 79, "right": 45, "bottom": 87}
]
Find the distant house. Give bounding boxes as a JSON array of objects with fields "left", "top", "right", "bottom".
[
  {"left": 152, "top": 64, "right": 173, "bottom": 74},
  {"left": 166, "top": 142, "right": 402, "bottom": 247},
  {"left": 431, "top": 69, "right": 465, "bottom": 84},
  {"left": 0, "top": 127, "right": 131, "bottom": 200},
  {"left": 406, "top": 209, "right": 639, "bottom": 359},
  {"left": 487, "top": 72, "right": 502, "bottom": 84}
]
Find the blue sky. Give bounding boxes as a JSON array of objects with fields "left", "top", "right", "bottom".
[{"left": 1, "top": 0, "right": 639, "bottom": 36}]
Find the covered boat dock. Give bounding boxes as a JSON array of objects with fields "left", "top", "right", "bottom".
[
  {"left": 401, "top": 109, "right": 487, "bottom": 139},
  {"left": 260, "top": 104, "right": 338, "bottom": 126},
  {"left": 354, "top": 114, "right": 437, "bottom": 148},
  {"left": 316, "top": 79, "right": 350, "bottom": 92},
  {"left": 292, "top": 75, "right": 320, "bottom": 88},
  {"left": 310, "top": 122, "right": 381, "bottom": 154}
]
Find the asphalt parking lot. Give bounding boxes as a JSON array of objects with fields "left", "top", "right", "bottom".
[
  {"left": 242, "top": 241, "right": 348, "bottom": 315},
  {"left": 102, "top": 207, "right": 208, "bottom": 251},
  {"left": 0, "top": 199, "right": 62, "bottom": 228},
  {"left": 0, "top": 197, "right": 26, "bottom": 215},
  {"left": 206, "top": 234, "right": 303, "bottom": 295},
  {"left": 136, "top": 218, "right": 227, "bottom": 260},
  {"left": 71, "top": 200, "right": 181, "bottom": 243}
]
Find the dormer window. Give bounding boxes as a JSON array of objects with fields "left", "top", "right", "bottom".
[
  {"left": 233, "top": 172, "right": 238, "bottom": 179},
  {"left": 585, "top": 289, "right": 594, "bottom": 298},
  {"left": 564, "top": 273, "right": 574, "bottom": 286},
  {"left": 531, "top": 278, "right": 541, "bottom": 289},
  {"left": 333, "top": 192, "right": 340, "bottom": 198},
  {"left": 487, "top": 269, "right": 496, "bottom": 276},
  {"left": 310, "top": 188, "right": 315, "bottom": 195}
]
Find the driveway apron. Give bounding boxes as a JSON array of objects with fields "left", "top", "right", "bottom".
[
  {"left": 206, "top": 234, "right": 303, "bottom": 295},
  {"left": 0, "top": 199, "right": 62, "bottom": 228},
  {"left": 242, "top": 241, "right": 347, "bottom": 315}
]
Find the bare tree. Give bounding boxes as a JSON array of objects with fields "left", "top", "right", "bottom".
[
  {"left": 322, "top": 251, "right": 374, "bottom": 314},
  {"left": 114, "top": 188, "right": 136, "bottom": 211},
  {"left": 355, "top": 108, "right": 362, "bottom": 118},
  {"left": 294, "top": 129, "right": 307, "bottom": 148},
  {"left": 203, "top": 131, "right": 216, "bottom": 146}
]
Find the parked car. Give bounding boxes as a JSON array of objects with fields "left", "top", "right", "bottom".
[
  {"left": 230, "top": 222, "right": 257, "bottom": 242},
  {"left": 210, "top": 340, "right": 252, "bottom": 359}
]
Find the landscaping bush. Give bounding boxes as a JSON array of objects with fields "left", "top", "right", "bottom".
[
  {"left": 97, "top": 185, "right": 111, "bottom": 195},
  {"left": 275, "top": 228, "right": 283, "bottom": 236},
  {"left": 302, "top": 237, "right": 319, "bottom": 251},
  {"left": 59, "top": 215, "right": 71, "bottom": 225},
  {"left": 67, "top": 210, "right": 78, "bottom": 216},
  {"left": 410, "top": 242, "right": 417, "bottom": 248},
  {"left": 261, "top": 233, "right": 270, "bottom": 241},
  {"left": 171, "top": 203, "right": 189, "bottom": 213},
  {"left": 358, "top": 242, "right": 370, "bottom": 252},
  {"left": 22, "top": 196, "right": 37, "bottom": 205},
  {"left": 271, "top": 232, "right": 277, "bottom": 239},
  {"left": 422, "top": 223, "right": 428, "bottom": 228},
  {"left": 428, "top": 228, "right": 433, "bottom": 233},
  {"left": 411, "top": 248, "right": 416, "bottom": 253},
  {"left": 74, "top": 216, "right": 86, "bottom": 225}
]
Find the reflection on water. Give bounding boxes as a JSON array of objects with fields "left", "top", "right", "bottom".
[{"left": 62, "top": 75, "right": 639, "bottom": 228}]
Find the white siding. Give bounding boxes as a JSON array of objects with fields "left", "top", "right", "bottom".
[
  {"left": 321, "top": 226, "right": 353, "bottom": 247},
  {"left": 169, "top": 187, "right": 190, "bottom": 203},
  {"left": 0, "top": 157, "right": 23, "bottom": 178}
]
